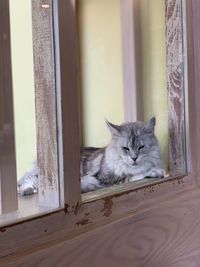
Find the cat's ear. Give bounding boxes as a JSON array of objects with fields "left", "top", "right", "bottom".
[
  {"left": 106, "top": 120, "right": 121, "bottom": 136},
  {"left": 143, "top": 117, "right": 156, "bottom": 134}
]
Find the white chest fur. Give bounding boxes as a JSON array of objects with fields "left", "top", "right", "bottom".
[{"left": 105, "top": 147, "right": 134, "bottom": 176}]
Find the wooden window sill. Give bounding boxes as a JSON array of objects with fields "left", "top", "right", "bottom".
[{"left": 0, "top": 194, "right": 58, "bottom": 227}]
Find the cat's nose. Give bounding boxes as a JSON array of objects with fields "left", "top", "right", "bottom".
[{"left": 132, "top": 157, "right": 137, "bottom": 162}]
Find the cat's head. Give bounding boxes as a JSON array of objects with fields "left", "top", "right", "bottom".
[{"left": 106, "top": 117, "right": 158, "bottom": 166}]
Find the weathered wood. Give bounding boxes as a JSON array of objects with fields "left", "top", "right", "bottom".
[
  {"left": 0, "top": 174, "right": 195, "bottom": 259},
  {"left": 55, "top": 0, "right": 81, "bottom": 209},
  {"left": 0, "top": 1, "right": 199, "bottom": 265},
  {"left": 32, "top": 0, "right": 59, "bottom": 208},
  {"left": 0, "top": 0, "right": 18, "bottom": 214},
  {"left": 166, "top": 0, "right": 187, "bottom": 175},
  {"left": 188, "top": 0, "right": 200, "bottom": 184},
  {"left": 2, "top": 187, "right": 200, "bottom": 267}
]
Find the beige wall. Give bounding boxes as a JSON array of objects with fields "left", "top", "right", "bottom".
[
  {"left": 9, "top": 0, "right": 168, "bottom": 178},
  {"left": 9, "top": 0, "right": 37, "bottom": 180},
  {"left": 78, "top": 0, "right": 125, "bottom": 147},
  {"left": 78, "top": 0, "right": 168, "bottom": 166},
  {"left": 139, "top": 0, "right": 168, "bottom": 167}
]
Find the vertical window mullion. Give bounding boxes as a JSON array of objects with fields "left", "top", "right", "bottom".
[
  {"left": 0, "top": 0, "right": 18, "bottom": 214},
  {"left": 165, "top": 0, "right": 187, "bottom": 175},
  {"left": 32, "top": 0, "right": 59, "bottom": 208},
  {"left": 56, "top": 0, "right": 81, "bottom": 210}
]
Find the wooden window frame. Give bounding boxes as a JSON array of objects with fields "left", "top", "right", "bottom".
[
  {"left": 0, "top": 0, "right": 18, "bottom": 214},
  {"left": 32, "top": 0, "right": 60, "bottom": 209},
  {"left": 121, "top": 0, "right": 188, "bottom": 176},
  {"left": 0, "top": 0, "right": 199, "bottom": 263}
]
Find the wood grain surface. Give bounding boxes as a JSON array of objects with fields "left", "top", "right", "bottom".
[
  {"left": 56, "top": 0, "right": 81, "bottom": 209},
  {"left": 0, "top": 0, "right": 18, "bottom": 213},
  {"left": 2, "top": 188, "right": 200, "bottom": 267},
  {"left": 166, "top": 0, "right": 187, "bottom": 175},
  {"left": 188, "top": 0, "right": 200, "bottom": 184},
  {"left": 32, "top": 0, "right": 59, "bottom": 208},
  {"left": 1, "top": 1, "right": 200, "bottom": 267}
]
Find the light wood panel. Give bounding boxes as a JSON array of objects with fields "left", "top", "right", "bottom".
[
  {"left": 0, "top": 174, "right": 194, "bottom": 259},
  {"left": 2, "top": 188, "right": 200, "bottom": 267},
  {"left": 166, "top": 0, "right": 187, "bottom": 175},
  {"left": 32, "top": 0, "right": 59, "bottom": 208},
  {"left": 188, "top": 0, "right": 200, "bottom": 184}
]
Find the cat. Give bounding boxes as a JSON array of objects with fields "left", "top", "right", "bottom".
[
  {"left": 81, "top": 117, "right": 164, "bottom": 192},
  {"left": 18, "top": 117, "right": 164, "bottom": 195},
  {"left": 17, "top": 162, "right": 38, "bottom": 196}
]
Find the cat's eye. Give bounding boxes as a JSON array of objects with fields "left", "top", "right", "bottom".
[
  {"left": 123, "top": 147, "right": 130, "bottom": 151},
  {"left": 138, "top": 145, "right": 145, "bottom": 150}
]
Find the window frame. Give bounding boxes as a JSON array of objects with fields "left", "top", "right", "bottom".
[
  {"left": 32, "top": 0, "right": 60, "bottom": 209},
  {"left": 0, "top": 0, "right": 199, "bottom": 262},
  {"left": 0, "top": 0, "right": 18, "bottom": 214},
  {"left": 121, "top": 0, "right": 189, "bottom": 176}
]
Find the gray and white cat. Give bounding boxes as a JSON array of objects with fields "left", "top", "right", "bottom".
[
  {"left": 18, "top": 117, "right": 164, "bottom": 195},
  {"left": 81, "top": 117, "right": 164, "bottom": 192}
]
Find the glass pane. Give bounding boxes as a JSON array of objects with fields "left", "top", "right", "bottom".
[
  {"left": 78, "top": 0, "right": 124, "bottom": 147},
  {"left": 0, "top": 0, "right": 60, "bottom": 225},
  {"left": 138, "top": 0, "right": 169, "bottom": 172},
  {"left": 78, "top": 0, "right": 187, "bottom": 197},
  {"left": 10, "top": 0, "right": 37, "bottom": 193}
]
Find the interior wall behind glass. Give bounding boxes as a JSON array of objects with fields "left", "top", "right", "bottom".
[
  {"left": 139, "top": 0, "right": 168, "bottom": 169},
  {"left": 9, "top": 0, "right": 37, "bottom": 180},
  {"left": 77, "top": 0, "right": 125, "bottom": 147}
]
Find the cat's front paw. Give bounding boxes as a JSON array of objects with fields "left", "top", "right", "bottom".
[
  {"left": 128, "top": 173, "right": 146, "bottom": 182},
  {"left": 18, "top": 186, "right": 35, "bottom": 196},
  {"left": 146, "top": 167, "right": 164, "bottom": 178},
  {"left": 81, "top": 175, "right": 103, "bottom": 193}
]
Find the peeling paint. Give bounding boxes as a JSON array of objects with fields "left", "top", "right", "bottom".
[
  {"left": 101, "top": 197, "right": 113, "bottom": 217},
  {"left": 64, "top": 202, "right": 80, "bottom": 215},
  {"left": 74, "top": 202, "right": 80, "bottom": 215},
  {"left": 76, "top": 218, "right": 91, "bottom": 226},
  {"left": 64, "top": 204, "right": 70, "bottom": 214}
]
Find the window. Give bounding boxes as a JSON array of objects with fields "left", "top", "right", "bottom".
[
  {"left": 0, "top": 0, "right": 189, "bottom": 216},
  {"left": 0, "top": 0, "right": 198, "bottom": 262},
  {"left": 0, "top": 0, "right": 61, "bottom": 225},
  {"left": 78, "top": 0, "right": 189, "bottom": 201}
]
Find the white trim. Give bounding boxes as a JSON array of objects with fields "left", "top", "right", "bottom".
[{"left": 120, "top": 0, "right": 142, "bottom": 122}]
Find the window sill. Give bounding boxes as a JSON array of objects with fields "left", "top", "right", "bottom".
[
  {"left": 81, "top": 173, "right": 187, "bottom": 203},
  {"left": 0, "top": 194, "right": 59, "bottom": 227}
]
